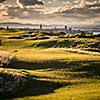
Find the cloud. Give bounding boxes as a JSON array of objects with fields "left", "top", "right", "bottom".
[
  {"left": 0, "top": 4, "right": 44, "bottom": 20},
  {"left": 0, "top": 0, "right": 6, "bottom": 3},
  {"left": 0, "top": 0, "right": 100, "bottom": 24},
  {"left": 53, "top": 0, "right": 100, "bottom": 14},
  {"left": 16, "top": 0, "right": 44, "bottom": 8},
  {"left": 39, "top": 0, "right": 100, "bottom": 15}
]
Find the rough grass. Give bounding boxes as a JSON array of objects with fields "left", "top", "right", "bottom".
[
  {"left": 0, "top": 30, "right": 100, "bottom": 50},
  {"left": 0, "top": 30, "right": 100, "bottom": 100},
  {"left": 5, "top": 48, "right": 100, "bottom": 100}
]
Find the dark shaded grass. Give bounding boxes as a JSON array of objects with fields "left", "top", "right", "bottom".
[
  {"left": 8, "top": 59, "right": 71, "bottom": 70},
  {"left": 0, "top": 72, "right": 27, "bottom": 100},
  {"left": 4, "top": 58, "right": 100, "bottom": 99},
  {"left": 72, "top": 61, "right": 100, "bottom": 76},
  {"left": 6, "top": 74, "right": 69, "bottom": 100},
  {"left": 8, "top": 59, "right": 100, "bottom": 78}
]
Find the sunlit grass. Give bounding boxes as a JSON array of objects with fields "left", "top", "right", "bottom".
[
  {"left": 14, "top": 48, "right": 100, "bottom": 61},
  {"left": 0, "top": 30, "right": 100, "bottom": 100},
  {"left": 6, "top": 48, "right": 100, "bottom": 100}
]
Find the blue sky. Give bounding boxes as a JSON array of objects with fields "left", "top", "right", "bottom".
[{"left": 0, "top": 0, "right": 100, "bottom": 24}]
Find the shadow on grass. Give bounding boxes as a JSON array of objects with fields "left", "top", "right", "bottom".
[
  {"left": 2, "top": 60, "right": 100, "bottom": 99},
  {"left": 6, "top": 74, "right": 69, "bottom": 100},
  {"left": 8, "top": 59, "right": 72, "bottom": 70},
  {"left": 72, "top": 61, "right": 100, "bottom": 76},
  {"left": 8, "top": 59, "right": 100, "bottom": 77}
]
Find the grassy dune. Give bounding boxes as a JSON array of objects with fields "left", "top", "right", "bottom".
[
  {"left": 0, "top": 30, "right": 100, "bottom": 50},
  {"left": 7, "top": 49, "right": 100, "bottom": 100},
  {"left": 6, "top": 48, "right": 100, "bottom": 100},
  {"left": 0, "top": 30, "right": 100, "bottom": 100}
]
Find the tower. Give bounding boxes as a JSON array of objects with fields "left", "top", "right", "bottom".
[
  {"left": 65, "top": 25, "right": 67, "bottom": 31},
  {"left": 40, "top": 24, "right": 42, "bottom": 30}
]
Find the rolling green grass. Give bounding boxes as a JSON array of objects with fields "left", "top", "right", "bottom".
[
  {"left": 0, "top": 30, "right": 100, "bottom": 100},
  {"left": 6, "top": 48, "right": 100, "bottom": 100},
  {"left": 0, "top": 30, "right": 100, "bottom": 50}
]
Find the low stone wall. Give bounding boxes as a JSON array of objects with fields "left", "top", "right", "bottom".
[{"left": 0, "top": 68, "right": 27, "bottom": 98}]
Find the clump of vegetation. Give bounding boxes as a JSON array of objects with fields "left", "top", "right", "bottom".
[{"left": 0, "top": 68, "right": 28, "bottom": 99}]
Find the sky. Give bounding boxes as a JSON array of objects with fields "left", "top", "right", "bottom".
[{"left": 0, "top": 0, "right": 100, "bottom": 25}]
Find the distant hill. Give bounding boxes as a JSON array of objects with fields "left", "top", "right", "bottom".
[
  {"left": 0, "top": 22, "right": 39, "bottom": 28},
  {"left": 0, "top": 22, "right": 100, "bottom": 30}
]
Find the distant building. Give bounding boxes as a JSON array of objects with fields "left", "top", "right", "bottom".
[
  {"left": 65, "top": 25, "right": 67, "bottom": 31},
  {"left": 80, "top": 31, "right": 86, "bottom": 37},
  {"left": 40, "top": 24, "right": 42, "bottom": 30},
  {"left": 69, "top": 27, "right": 72, "bottom": 31},
  {"left": 55, "top": 26, "right": 57, "bottom": 30},
  {"left": 7, "top": 26, "right": 9, "bottom": 30}
]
